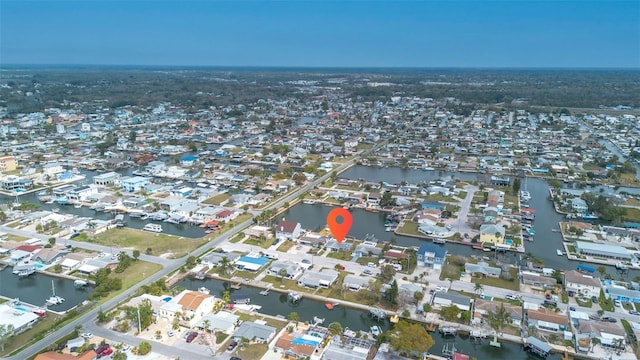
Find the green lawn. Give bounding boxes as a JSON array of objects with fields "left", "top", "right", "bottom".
[
  {"left": 243, "top": 237, "right": 274, "bottom": 249},
  {"left": 112, "top": 260, "right": 163, "bottom": 293},
  {"left": 471, "top": 269, "right": 520, "bottom": 291},
  {"left": 202, "top": 193, "right": 230, "bottom": 205},
  {"left": 91, "top": 228, "right": 207, "bottom": 258},
  {"left": 396, "top": 220, "right": 422, "bottom": 237},
  {"left": 235, "top": 342, "right": 268, "bottom": 360},
  {"left": 276, "top": 241, "right": 295, "bottom": 252},
  {"left": 261, "top": 275, "right": 308, "bottom": 292},
  {"left": 575, "top": 297, "right": 593, "bottom": 308},
  {"left": 5, "top": 234, "right": 28, "bottom": 241},
  {"left": 326, "top": 251, "right": 352, "bottom": 261},
  {"left": 1, "top": 314, "right": 63, "bottom": 356},
  {"left": 599, "top": 290, "right": 615, "bottom": 311},
  {"left": 230, "top": 233, "right": 245, "bottom": 243}
]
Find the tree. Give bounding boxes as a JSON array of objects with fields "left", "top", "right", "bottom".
[
  {"left": 385, "top": 280, "right": 399, "bottom": 305},
  {"left": 441, "top": 305, "right": 461, "bottom": 321},
  {"left": 386, "top": 320, "right": 434, "bottom": 356},
  {"left": 278, "top": 268, "right": 288, "bottom": 283},
  {"left": 423, "top": 303, "right": 432, "bottom": 313},
  {"left": 488, "top": 303, "right": 511, "bottom": 333},
  {"left": 380, "top": 192, "right": 396, "bottom": 207},
  {"left": 287, "top": 312, "right": 299, "bottom": 324},
  {"left": 0, "top": 324, "right": 14, "bottom": 352},
  {"left": 219, "top": 256, "right": 232, "bottom": 275},
  {"left": 113, "top": 351, "right": 127, "bottom": 360},
  {"left": 137, "top": 341, "right": 151, "bottom": 355},
  {"left": 512, "top": 177, "right": 521, "bottom": 194},
  {"left": 474, "top": 283, "right": 484, "bottom": 295},
  {"left": 48, "top": 237, "right": 56, "bottom": 246},
  {"left": 380, "top": 265, "right": 396, "bottom": 283},
  {"left": 413, "top": 291, "right": 424, "bottom": 303},
  {"left": 132, "top": 249, "right": 140, "bottom": 261},
  {"left": 597, "top": 266, "right": 607, "bottom": 277},
  {"left": 185, "top": 256, "right": 198, "bottom": 268},
  {"left": 327, "top": 322, "right": 343, "bottom": 337}
]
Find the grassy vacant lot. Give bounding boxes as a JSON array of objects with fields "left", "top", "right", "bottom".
[
  {"left": 4, "top": 234, "right": 28, "bottom": 241},
  {"left": 276, "top": 241, "right": 295, "bottom": 252},
  {"left": 261, "top": 275, "right": 308, "bottom": 292},
  {"left": 396, "top": 220, "right": 422, "bottom": 237},
  {"left": 92, "top": 228, "right": 207, "bottom": 258},
  {"left": 112, "top": 260, "right": 163, "bottom": 292},
  {"left": 202, "top": 193, "right": 230, "bottom": 205},
  {"left": 622, "top": 207, "right": 640, "bottom": 223},
  {"left": 244, "top": 237, "right": 274, "bottom": 249},
  {"left": 471, "top": 268, "right": 520, "bottom": 291}
]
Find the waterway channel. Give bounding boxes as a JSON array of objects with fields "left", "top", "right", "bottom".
[
  {"left": 176, "top": 277, "right": 561, "bottom": 360},
  {"left": 0, "top": 267, "right": 93, "bottom": 312}
]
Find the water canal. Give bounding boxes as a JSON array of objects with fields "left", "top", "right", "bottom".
[
  {"left": 0, "top": 267, "right": 93, "bottom": 312},
  {"left": 176, "top": 277, "right": 561, "bottom": 360}
]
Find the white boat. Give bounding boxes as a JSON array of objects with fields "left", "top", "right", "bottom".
[
  {"left": 313, "top": 316, "right": 325, "bottom": 325},
  {"left": 46, "top": 280, "right": 65, "bottom": 306},
  {"left": 370, "top": 325, "right": 382, "bottom": 337},
  {"left": 615, "top": 262, "right": 628, "bottom": 270},
  {"left": 143, "top": 223, "right": 163, "bottom": 233},
  {"left": 556, "top": 249, "right": 563, "bottom": 256},
  {"left": 74, "top": 279, "right": 88, "bottom": 287},
  {"left": 288, "top": 291, "right": 302, "bottom": 302},
  {"left": 74, "top": 203, "right": 82, "bottom": 208},
  {"left": 433, "top": 238, "right": 446, "bottom": 245},
  {"left": 519, "top": 191, "right": 532, "bottom": 201},
  {"left": 198, "top": 287, "right": 210, "bottom": 295}
]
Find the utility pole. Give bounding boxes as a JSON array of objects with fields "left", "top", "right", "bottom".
[{"left": 137, "top": 307, "right": 141, "bottom": 333}]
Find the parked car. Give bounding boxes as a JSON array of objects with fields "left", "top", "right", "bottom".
[
  {"left": 362, "top": 269, "right": 372, "bottom": 275},
  {"left": 80, "top": 332, "right": 93, "bottom": 339},
  {"left": 301, "top": 259, "right": 311, "bottom": 264},
  {"left": 614, "top": 299, "right": 622, "bottom": 307},
  {"left": 230, "top": 357, "right": 242, "bottom": 360},
  {"left": 601, "top": 317, "right": 617, "bottom": 322},
  {"left": 95, "top": 344, "right": 111, "bottom": 359},
  {"left": 591, "top": 296, "right": 599, "bottom": 304},
  {"left": 121, "top": 344, "right": 131, "bottom": 352},
  {"left": 569, "top": 306, "right": 576, "bottom": 311},
  {"left": 227, "top": 340, "right": 238, "bottom": 351},
  {"left": 69, "top": 232, "right": 81, "bottom": 239},
  {"left": 167, "top": 330, "right": 175, "bottom": 337},
  {"left": 186, "top": 331, "right": 198, "bottom": 343},
  {"left": 629, "top": 310, "right": 640, "bottom": 316}
]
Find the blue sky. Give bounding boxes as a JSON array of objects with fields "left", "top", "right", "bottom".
[{"left": 1, "top": 0, "right": 638, "bottom": 68}]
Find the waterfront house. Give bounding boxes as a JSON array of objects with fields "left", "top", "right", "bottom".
[
  {"left": 416, "top": 243, "right": 447, "bottom": 270},
  {"left": 354, "top": 243, "right": 382, "bottom": 257},
  {"left": 433, "top": 291, "right": 472, "bottom": 311},
  {"left": 563, "top": 270, "right": 602, "bottom": 298},
  {"left": 93, "top": 171, "right": 121, "bottom": 186},
  {"left": 526, "top": 307, "right": 569, "bottom": 332},
  {"left": 42, "top": 162, "right": 64, "bottom": 177},
  {"left": 421, "top": 200, "right": 446, "bottom": 211},
  {"left": 158, "top": 301, "right": 182, "bottom": 321},
  {"left": 66, "top": 185, "right": 98, "bottom": 202},
  {"left": 473, "top": 299, "right": 522, "bottom": 326},
  {"left": 322, "top": 334, "right": 377, "bottom": 360},
  {"left": 233, "top": 321, "right": 276, "bottom": 343},
  {"left": 9, "top": 249, "right": 34, "bottom": 264},
  {"left": 343, "top": 274, "right": 371, "bottom": 291},
  {"left": 196, "top": 311, "right": 239, "bottom": 334},
  {"left": 245, "top": 225, "right": 272, "bottom": 239},
  {"left": 479, "top": 224, "right": 506, "bottom": 245},
  {"left": 193, "top": 206, "right": 223, "bottom": 224},
  {"left": 201, "top": 251, "right": 240, "bottom": 267},
  {"left": 145, "top": 160, "right": 167, "bottom": 175},
  {"left": 298, "top": 269, "right": 339, "bottom": 288},
  {"left": 464, "top": 261, "right": 501, "bottom": 278},
  {"left": 575, "top": 241, "right": 631, "bottom": 260},
  {"left": 1, "top": 175, "right": 33, "bottom": 191},
  {"left": 275, "top": 220, "right": 302, "bottom": 241},
  {"left": 325, "top": 238, "right": 353, "bottom": 252},
  {"left": 570, "top": 198, "right": 589, "bottom": 213},
  {"left": 275, "top": 333, "right": 317, "bottom": 359},
  {"left": 577, "top": 319, "right": 626, "bottom": 349},
  {"left": 603, "top": 280, "right": 640, "bottom": 303},
  {"left": 521, "top": 271, "right": 557, "bottom": 290},
  {"left": 176, "top": 290, "right": 216, "bottom": 327},
  {"left": 489, "top": 175, "right": 510, "bottom": 186},
  {"left": 0, "top": 155, "right": 17, "bottom": 173},
  {"left": 215, "top": 209, "right": 238, "bottom": 222},
  {"left": 267, "top": 260, "right": 303, "bottom": 279},
  {"left": 120, "top": 176, "right": 150, "bottom": 192},
  {"left": 33, "top": 248, "right": 68, "bottom": 265},
  {"left": 298, "top": 233, "right": 329, "bottom": 248},
  {"left": 0, "top": 303, "right": 39, "bottom": 335},
  {"left": 235, "top": 255, "right": 269, "bottom": 271}
]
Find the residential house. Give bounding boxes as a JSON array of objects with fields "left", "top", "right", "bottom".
[
  {"left": 93, "top": 171, "right": 121, "bottom": 186},
  {"left": 120, "top": 176, "right": 150, "bottom": 192},
  {"left": 298, "top": 233, "right": 329, "bottom": 248},
  {"left": 42, "top": 162, "right": 64, "bottom": 177},
  {"left": 33, "top": 248, "right": 68, "bottom": 265},
  {"left": 267, "top": 260, "right": 303, "bottom": 279},
  {"left": 564, "top": 270, "right": 602, "bottom": 298},
  {"left": 322, "top": 335, "right": 377, "bottom": 360},
  {"left": 201, "top": 252, "right": 240, "bottom": 267},
  {"left": 521, "top": 272, "right": 557, "bottom": 289},
  {"left": 233, "top": 321, "right": 276, "bottom": 343},
  {"left": 215, "top": 209, "right": 238, "bottom": 222},
  {"left": 570, "top": 198, "right": 589, "bottom": 213},
  {"left": 343, "top": 275, "right": 371, "bottom": 292},
  {"left": 577, "top": 320, "right": 626, "bottom": 349},
  {"left": 526, "top": 307, "right": 569, "bottom": 332},
  {"left": 176, "top": 290, "right": 216, "bottom": 327},
  {"left": 416, "top": 243, "right": 447, "bottom": 269},
  {"left": 275, "top": 220, "right": 302, "bottom": 241},
  {"left": 1, "top": 175, "right": 33, "bottom": 191},
  {"left": 298, "top": 269, "right": 339, "bottom": 288},
  {"left": 0, "top": 156, "right": 17, "bottom": 173},
  {"left": 473, "top": 299, "right": 522, "bottom": 327},
  {"left": 465, "top": 261, "right": 501, "bottom": 278},
  {"left": 196, "top": 311, "right": 239, "bottom": 334},
  {"left": 275, "top": 333, "right": 317, "bottom": 359},
  {"left": 433, "top": 291, "right": 473, "bottom": 311},
  {"left": 479, "top": 224, "right": 506, "bottom": 245}
]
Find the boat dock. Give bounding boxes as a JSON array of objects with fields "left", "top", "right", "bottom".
[
  {"left": 259, "top": 288, "right": 271, "bottom": 296},
  {"left": 439, "top": 325, "right": 458, "bottom": 336}
]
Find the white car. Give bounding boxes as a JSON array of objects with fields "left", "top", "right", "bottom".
[
  {"left": 80, "top": 332, "right": 93, "bottom": 339},
  {"left": 121, "top": 344, "right": 131, "bottom": 352},
  {"left": 614, "top": 299, "right": 622, "bottom": 307},
  {"left": 167, "top": 330, "right": 175, "bottom": 337}
]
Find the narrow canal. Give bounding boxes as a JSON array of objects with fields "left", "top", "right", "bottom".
[{"left": 176, "top": 278, "right": 561, "bottom": 360}]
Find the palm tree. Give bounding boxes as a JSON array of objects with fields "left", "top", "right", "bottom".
[
  {"left": 474, "top": 283, "right": 484, "bottom": 295},
  {"left": 219, "top": 257, "right": 232, "bottom": 276},
  {"left": 278, "top": 268, "right": 288, "bottom": 284},
  {"left": 202, "top": 319, "right": 210, "bottom": 333},
  {"left": 488, "top": 303, "right": 511, "bottom": 334},
  {"left": 327, "top": 322, "right": 343, "bottom": 338}
]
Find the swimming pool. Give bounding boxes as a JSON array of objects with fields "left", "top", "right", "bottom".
[
  {"left": 15, "top": 307, "right": 27, "bottom": 312},
  {"left": 504, "top": 239, "right": 513, "bottom": 246},
  {"left": 34, "top": 264, "right": 44, "bottom": 269}
]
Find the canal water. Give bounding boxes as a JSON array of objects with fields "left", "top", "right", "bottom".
[
  {"left": 0, "top": 267, "right": 93, "bottom": 312},
  {"left": 176, "top": 277, "right": 560, "bottom": 360}
]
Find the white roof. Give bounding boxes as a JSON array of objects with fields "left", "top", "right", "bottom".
[
  {"left": 77, "top": 263, "right": 100, "bottom": 273},
  {"left": 61, "top": 258, "right": 80, "bottom": 267},
  {"left": 0, "top": 304, "right": 39, "bottom": 330}
]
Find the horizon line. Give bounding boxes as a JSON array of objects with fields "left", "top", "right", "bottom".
[{"left": 1, "top": 64, "right": 639, "bottom": 71}]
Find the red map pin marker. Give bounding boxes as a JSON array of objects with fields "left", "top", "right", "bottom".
[{"left": 327, "top": 208, "right": 353, "bottom": 243}]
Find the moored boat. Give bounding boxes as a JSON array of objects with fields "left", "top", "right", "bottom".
[{"left": 142, "top": 223, "right": 163, "bottom": 233}]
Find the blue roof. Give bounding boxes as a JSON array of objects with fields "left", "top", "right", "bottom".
[
  {"left": 238, "top": 256, "right": 269, "bottom": 266},
  {"left": 182, "top": 155, "right": 197, "bottom": 161},
  {"left": 418, "top": 243, "right": 447, "bottom": 258}
]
